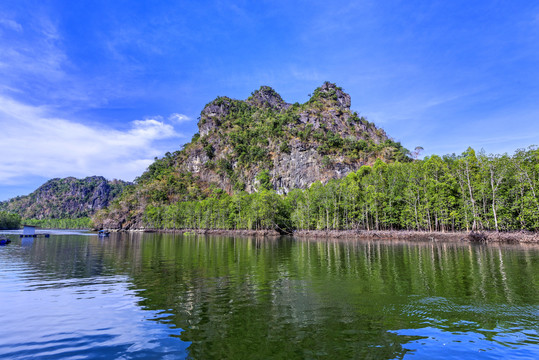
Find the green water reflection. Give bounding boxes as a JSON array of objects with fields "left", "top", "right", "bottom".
[{"left": 22, "top": 234, "right": 539, "bottom": 359}]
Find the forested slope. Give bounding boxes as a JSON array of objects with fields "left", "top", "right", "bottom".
[{"left": 0, "top": 176, "right": 130, "bottom": 222}]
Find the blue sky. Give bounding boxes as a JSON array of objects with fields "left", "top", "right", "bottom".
[{"left": 1, "top": 0, "right": 538, "bottom": 200}]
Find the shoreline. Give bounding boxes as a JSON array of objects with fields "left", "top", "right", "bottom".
[
  {"left": 293, "top": 230, "right": 539, "bottom": 244},
  {"left": 106, "top": 228, "right": 539, "bottom": 244}
]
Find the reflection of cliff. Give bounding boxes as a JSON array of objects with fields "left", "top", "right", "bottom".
[
  {"left": 22, "top": 235, "right": 538, "bottom": 359},
  {"left": 124, "top": 236, "right": 537, "bottom": 359}
]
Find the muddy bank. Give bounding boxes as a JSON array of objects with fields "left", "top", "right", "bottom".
[
  {"left": 110, "top": 228, "right": 282, "bottom": 237},
  {"left": 292, "top": 230, "right": 539, "bottom": 244},
  {"left": 183, "top": 229, "right": 281, "bottom": 237},
  {"left": 107, "top": 227, "right": 539, "bottom": 244}
]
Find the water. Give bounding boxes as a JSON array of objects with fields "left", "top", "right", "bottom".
[{"left": 0, "top": 232, "right": 537, "bottom": 359}]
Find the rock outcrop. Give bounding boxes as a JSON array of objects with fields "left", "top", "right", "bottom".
[
  {"left": 246, "top": 86, "right": 290, "bottom": 110},
  {"left": 181, "top": 82, "right": 400, "bottom": 194}
]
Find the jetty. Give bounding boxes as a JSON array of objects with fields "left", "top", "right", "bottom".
[{"left": 20, "top": 225, "right": 50, "bottom": 238}]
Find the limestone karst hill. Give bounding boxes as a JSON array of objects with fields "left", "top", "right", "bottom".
[
  {"left": 0, "top": 176, "right": 130, "bottom": 219},
  {"left": 94, "top": 82, "right": 410, "bottom": 229}
]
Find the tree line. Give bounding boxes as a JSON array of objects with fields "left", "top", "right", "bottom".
[
  {"left": 0, "top": 211, "right": 21, "bottom": 229},
  {"left": 23, "top": 217, "right": 92, "bottom": 229},
  {"left": 142, "top": 147, "right": 539, "bottom": 232}
]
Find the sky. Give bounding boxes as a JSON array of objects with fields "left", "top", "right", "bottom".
[{"left": 1, "top": 0, "right": 538, "bottom": 200}]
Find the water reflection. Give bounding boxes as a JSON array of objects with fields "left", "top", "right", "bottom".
[{"left": 1, "top": 233, "right": 537, "bottom": 359}]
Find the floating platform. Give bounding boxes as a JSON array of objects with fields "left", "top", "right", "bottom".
[{"left": 20, "top": 234, "right": 50, "bottom": 238}]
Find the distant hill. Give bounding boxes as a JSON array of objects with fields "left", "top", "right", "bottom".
[
  {"left": 0, "top": 176, "right": 131, "bottom": 219},
  {"left": 94, "top": 82, "right": 410, "bottom": 229}
]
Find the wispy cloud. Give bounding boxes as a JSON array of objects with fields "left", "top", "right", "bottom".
[
  {"left": 0, "top": 13, "right": 70, "bottom": 103},
  {"left": 0, "top": 18, "right": 22, "bottom": 32},
  {"left": 0, "top": 9, "right": 193, "bottom": 197},
  {"left": 0, "top": 11, "right": 139, "bottom": 111},
  {"left": 168, "top": 113, "right": 191, "bottom": 123},
  {"left": 365, "top": 88, "right": 480, "bottom": 127},
  {"left": 0, "top": 95, "right": 182, "bottom": 184}
]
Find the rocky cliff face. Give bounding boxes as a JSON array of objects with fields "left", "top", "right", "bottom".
[
  {"left": 93, "top": 82, "right": 410, "bottom": 229},
  {"left": 0, "top": 176, "right": 131, "bottom": 219},
  {"left": 179, "top": 81, "right": 405, "bottom": 194}
]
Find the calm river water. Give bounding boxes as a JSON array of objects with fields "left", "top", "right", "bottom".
[{"left": 0, "top": 231, "right": 537, "bottom": 359}]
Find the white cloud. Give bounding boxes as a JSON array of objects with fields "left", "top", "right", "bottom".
[
  {"left": 0, "top": 18, "right": 22, "bottom": 32},
  {"left": 0, "top": 95, "right": 182, "bottom": 184},
  {"left": 0, "top": 12, "right": 190, "bottom": 192},
  {"left": 168, "top": 113, "right": 191, "bottom": 123}
]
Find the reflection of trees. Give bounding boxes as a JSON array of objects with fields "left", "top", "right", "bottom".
[
  {"left": 23, "top": 235, "right": 538, "bottom": 359},
  {"left": 25, "top": 233, "right": 143, "bottom": 279},
  {"left": 125, "top": 236, "right": 537, "bottom": 359}
]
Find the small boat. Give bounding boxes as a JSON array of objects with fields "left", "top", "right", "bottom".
[
  {"left": 98, "top": 230, "right": 110, "bottom": 237},
  {"left": 0, "top": 237, "right": 12, "bottom": 245}
]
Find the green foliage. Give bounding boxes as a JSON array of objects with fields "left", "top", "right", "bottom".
[
  {"left": 298, "top": 124, "right": 313, "bottom": 141},
  {"left": 139, "top": 146, "right": 539, "bottom": 233},
  {"left": 286, "top": 147, "right": 539, "bottom": 232},
  {"left": 0, "top": 211, "right": 21, "bottom": 229},
  {"left": 307, "top": 82, "right": 343, "bottom": 104},
  {"left": 279, "top": 142, "right": 291, "bottom": 154},
  {"left": 322, "top": 156, "right": 332, "bottom": 168},
  {"left": 143, "top": 190, "right": 290, "bottom": 231},
  {"left": 233, "top": 180, "right": 246, "bottom": 192},
  {"left": 0, "top": 177, "right": 129, "bottom": 220},
  {"left": 216, "top": 159, "right": 232, "bottom": 176},
  {"left": 23, "top": 217, "right": 92, "bottom": 229},
  {"left": 256, "top": 170, "right": 272, "bottom": 191},
  {"left": 136, "top": 153, "right": 176, "bottom": 184},
  {"left": 204, "top": 143, "right": 215, "bottom": 159}
]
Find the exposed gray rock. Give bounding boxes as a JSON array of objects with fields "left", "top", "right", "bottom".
[
  {"left": 246, "top": 86, "right": 290, "bottom": 110},
  {"left": 319, "top": 81, "right": 351, "bottom": 109},
  {"left": 176, "top": 82, "right": 390, "bottom": 195},
  {"left": 198, "top": 98, "right": 231, "bottom": 136}
]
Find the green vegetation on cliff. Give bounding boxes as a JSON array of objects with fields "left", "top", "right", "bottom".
[
  {"left": 0, "top": 176, "right": 130, "bottom": 229},
  {"left": 93, "top": 82, "right": 411, "bottom": 229},
  {"left": 0, "top": 176, "right": 129, "bottom": 219}
]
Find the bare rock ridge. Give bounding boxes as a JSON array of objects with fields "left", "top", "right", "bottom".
[
  {"left": 246, "top": 86, "right": 290, "bottom": 110},
  {"left": 318, "top": 81, "right": 351, "bottom": 109}
]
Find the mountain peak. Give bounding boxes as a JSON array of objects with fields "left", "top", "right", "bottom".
[
  {"left": 93, "top": 82, "right": 410, "bottom": 229},
  {"left": 246, "top": 86, "right": 289, "bottom": 110},
  {"left": 309, "top": 82, "right": 351, "bottom": 109},
  {"left": 188, "top": 82, "right": 407, "bottom": 194}
]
